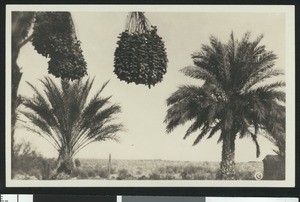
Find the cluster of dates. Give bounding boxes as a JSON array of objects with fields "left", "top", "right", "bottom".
[
  {"left": 32, "top": 12, "right": 87, "bottom": 80},
  {"left": 114, "top": 13, "right": 168, "bottom": 88}
]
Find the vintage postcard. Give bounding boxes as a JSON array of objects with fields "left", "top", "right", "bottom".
[{"left": 5, "top": 5, "right": 295, "bottom": 187}]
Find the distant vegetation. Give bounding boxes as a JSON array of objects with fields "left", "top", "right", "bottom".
[{"left": 13, "top": 153, "right": 263, "bottom": 180}]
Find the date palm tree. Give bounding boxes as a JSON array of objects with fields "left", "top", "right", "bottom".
[
  {"left": 21, "top": 77, "right": 123, "bottom": 175},
  {"left": 11, "top": 12, "right": 87, "bottom": 176},
  {"left": 164, "top": 32, "right": 285, "bottom": 180}
]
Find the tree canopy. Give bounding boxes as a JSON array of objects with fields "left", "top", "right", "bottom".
[
  {"left": 21, "top": 77, "right": 124, "bottom": 174},
  {"left": 164, "top": 32, "right": 285, "bottom": 179}
]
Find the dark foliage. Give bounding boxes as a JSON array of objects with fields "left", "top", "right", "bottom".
[
  {"left": 32, "top": 12, "right": 87, "bottom": 80},
  {"left": 114, "top": 12, "right": 168, "bottom": 88}
]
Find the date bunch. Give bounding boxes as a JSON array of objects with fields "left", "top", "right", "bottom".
[
  {"left": 114, "top": 13, "right": 168, "bottom": 88},
  {"left": 32, "top": 12, "right": 87, "bottom": 80}
]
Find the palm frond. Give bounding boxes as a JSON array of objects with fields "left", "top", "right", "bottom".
[
  {"left": 180, "top": 66, "right": 225, "bottom": 93},
  {"left": 207, "top": 121, "right": 222, "bottom": 139},
  {"left": 165, "top": 32, "right": 285, "bottom": 155},
  {"left": 183, "top": 115, "right": 207, "bottom": 139},
  {"left": 166, "top": 85, "right": 205, "bottom": 106},
  {"left": 192, "top": 36, "right": 231, "bottom": 88},
  {"left": 22, "top": 77, "right": 123, "bottom": 158},
  {"left": 251, "top": 133, "right": 261, "bottom": 158},
  {"left": 193, "top": 125, "right": 210, "bottom": 146},
  {"left": 165, "top": 99, "right": 204, "bottom": 133},
  {"left": 80, "top": 96, "right": 112, "bottom": 125},
  {"left": 242, "top": 69, "right": 283, "bottom": 92}
]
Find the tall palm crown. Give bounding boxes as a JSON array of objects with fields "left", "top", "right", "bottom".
[
  {"left": 21, "top": 77, "right": 123, "bottom": 174},
  {"left": 164, "top": 32, "right": 285, "bottom": 180}
]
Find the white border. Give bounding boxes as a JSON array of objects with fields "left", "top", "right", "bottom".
[{"left": 5, "top": 5, "right": 295, "bottom": 187}]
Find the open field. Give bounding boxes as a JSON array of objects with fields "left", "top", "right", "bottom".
[
  {"left": 13, "top": 156, "right": 263, "bottom": 180},
  {"left": 71, "top": 159, "right": 263, "bottom": 180},
  {"left": 11, "top": 142, "right": 263, "bottom": 180},
  {"left": 12, "top": 148, "right": 264, "bottom": 180}
]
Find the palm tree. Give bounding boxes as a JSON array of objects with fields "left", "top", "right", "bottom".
[
  {"left": 21, "top": 77, "right": 123, "bottom": 175},
  {"left": 164, "top": 32, "right": 285, "bottom": 180},
  {"left": 11, "top": 12, "right": 87, "bottom": 176}
]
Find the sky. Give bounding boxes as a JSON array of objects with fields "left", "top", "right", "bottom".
[{"left": 14, "top": 11, "right": 286, "bottom": 162}]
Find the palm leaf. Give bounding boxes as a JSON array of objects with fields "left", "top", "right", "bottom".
[
  {"left": 165, "top": 32, "right": 285, "bottom": 158},
  {"left": 21, "top": 76, "right": 123, "bottom": 158}
]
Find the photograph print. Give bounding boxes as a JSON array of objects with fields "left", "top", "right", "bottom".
[{"left": 5, "top": 5, "right": 295, "bottom": 187}]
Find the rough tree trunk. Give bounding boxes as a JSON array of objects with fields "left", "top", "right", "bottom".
[
  {"left": 56, "top": 146, "right": 75, "bottom": 175},
  {"left": 218, "top": 132, "right": 236, "bottom": 180},
  {"left": 11, "top": 46, "right": 22, "bottom": 178},
  {"left": 11, "top": 12, "right": 34, "bottom": 178},
  {"left": 11, "top": 13, "right": 24, "bottom": 178}
]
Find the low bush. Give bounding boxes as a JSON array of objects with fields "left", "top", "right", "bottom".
[
  {"left": 117, "top": 169, "right": 133, "bottom": 180},
  {"left": 71, "top": 168, "right": 89, "bottom": 179},
  {"left": 98, "top": 168, "right": 109, "bottom": 179},
  {"left": 12, "top": 142, "right": 56, "bottom": 180},
  {"left": 75, "top": 159, "right": 81, "bottom": 167},
  {"left": 180, "top": 165, "right": 217, "bottom": 180},
  {"left": 236, "top": 170, "right": 255, "bottom": 180},
  {"left": 148, "top": 172, "right": 161, "bottom": 180}
]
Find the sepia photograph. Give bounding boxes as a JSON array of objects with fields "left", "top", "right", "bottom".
[{"left": 5, "top": 5, "right": 295, "bottom": 187}]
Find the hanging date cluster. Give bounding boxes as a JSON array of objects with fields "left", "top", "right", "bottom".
[
  {"left": 32, "top": 12, "right": 87, "bottom": 80},
  {"left": 114, "top": 12, "right": 168, "bottom": 88}
]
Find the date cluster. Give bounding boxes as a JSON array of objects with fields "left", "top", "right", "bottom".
[
  {"left": 114, "top": 26, "right": 168, "bottom": 88},
  {"left": 32, "top": 12, "right": 87, "bottom": 80}
]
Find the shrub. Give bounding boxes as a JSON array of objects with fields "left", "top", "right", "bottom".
[
  {"left": 87, "top": 169, "right": 98, "bottom": 178},
  {"left": 235, "top": 162, "right": 263, "bottom": 180},
  {"left": 165, "top": 174, "right": 175, "bottom": 180},
  {"left": 98, "top": 168, "right": 109, "bottom": 179},
  {"left": 117, "top": 169, "right": 132, "bottom": 180},
  {"left": 181, "top": 165, "right": 199, "bottom": 180},
  {"left": 181, "top": 171, "right": 193, "bottom": 180},
  {"left": 41, "top": 159, "right": 55, "bottom": 180},
  {"left": 110, "top": 167, "right": 117, "bottom": 174},
  {"left": 136, "top": 166, "right": 143, "bottom": 175},
  {"left": 55, "top": 172, "right": 70, "bottom": 180},
  {"left": 149, "top": 172, "right": 161, "bottom": 180},
  {"left": 166, "top": 166, "right": 176, "bottom": 175},
  {"left": 167, "top": 165, "right": 182, "bottom": 174},
  {"left": 236, "top": 171, "right": 255, "bottom": 180},
  {"left": 71, "top": 168, "right": 89, "bottom": 179},
  {"left": 138, "top": 175, "right": 147, "bottom": 180},
  {"left": 180, "top": 165, "right": 216, "bottom": 180},
  {"left": 193, "top": 172, "right": 216, "bottom": 180},
  {"left": 75, "top": 159, "right": 81, "bottom": 167},
  {"left": 12, "top": 142, "right": 56, "bottom": 180}
]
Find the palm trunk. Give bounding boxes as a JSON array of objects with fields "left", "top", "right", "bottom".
[
  {"left": 56, "top": 146, "right": 74, "bottom": 175},
  {"left": 218, "top": 131, "right": 236, "bottom": 180}
]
